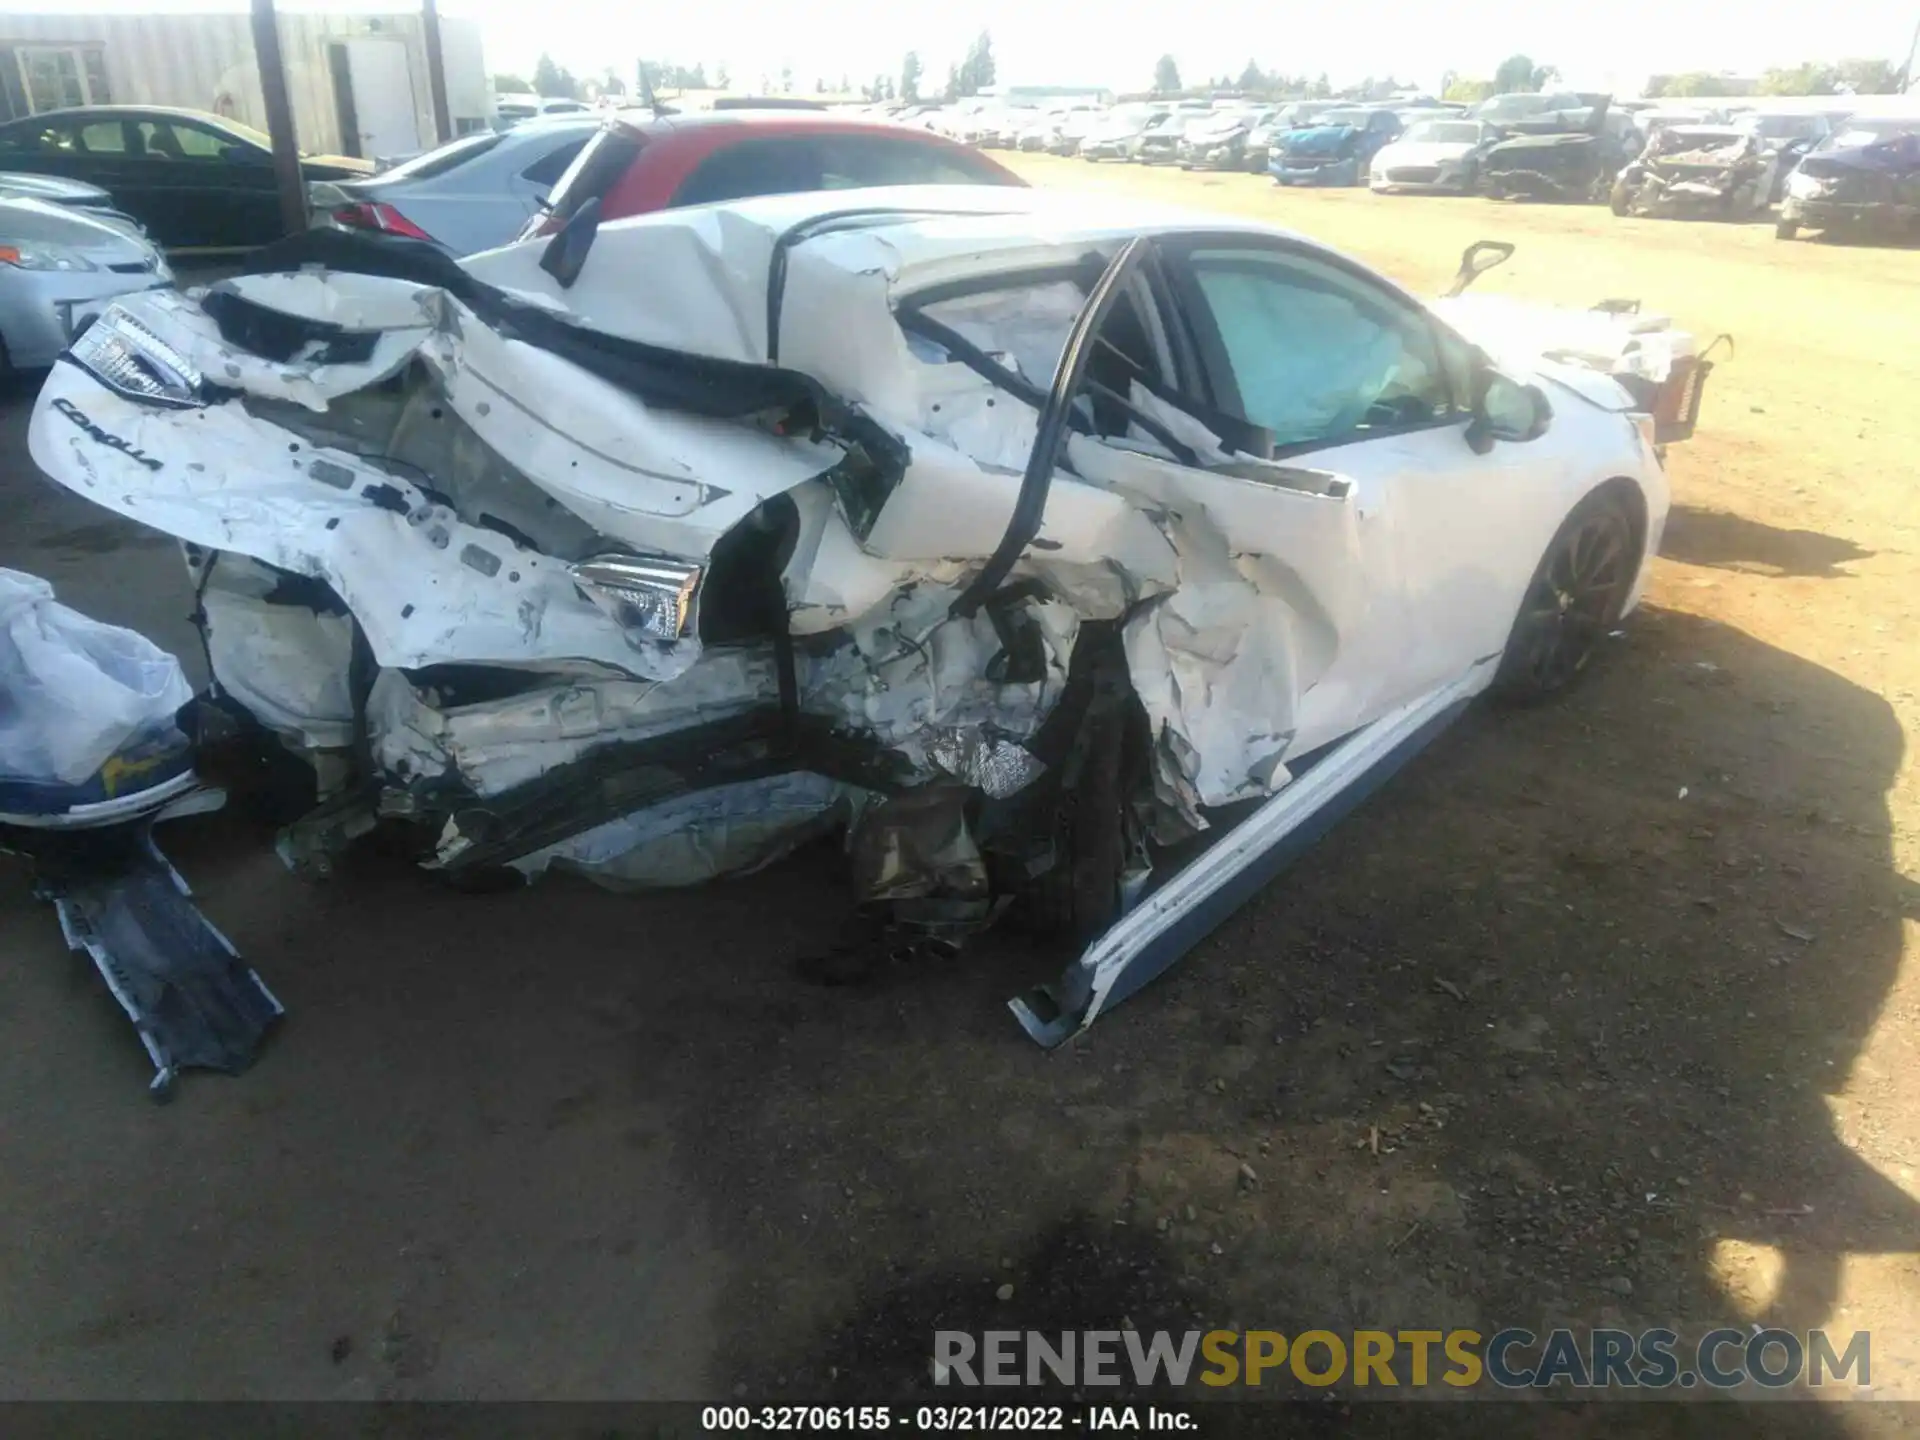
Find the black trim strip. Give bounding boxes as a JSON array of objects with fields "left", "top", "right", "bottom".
[{"left": 949, "top": 235, "right": 1151, "bottom": 621}]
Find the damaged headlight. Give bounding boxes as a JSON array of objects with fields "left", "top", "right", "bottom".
[
  {"left": 67, "top": 304, "right": 203, "bottom": 409},
  {"left": 569, "top": 554, "right": 702, "bottom": 641}
]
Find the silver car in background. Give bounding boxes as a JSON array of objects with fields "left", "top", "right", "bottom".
[
  {"left": 0, "top": 196, "right": 170, "bottom": 373},
  {"left": 306, "top": 118, "right": 597, "bottom": 257}
]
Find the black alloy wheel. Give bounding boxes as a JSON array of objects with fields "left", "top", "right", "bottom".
[{"left": 1495, "top": 493, "right": 1636, "bottom": 702}]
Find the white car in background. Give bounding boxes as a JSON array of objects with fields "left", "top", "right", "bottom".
[
  {"left": 1079, "top": 108, "right": 1163, "bottom": 161},
  {"left": 494, "top": 95, "right": 593, "bottom": 129},
  {"left": 1370, "top": 117, "right": 1495, "bottom": 193},
  {"left": 27, "top": 189, "right": 1689, "bottom": 1041}
]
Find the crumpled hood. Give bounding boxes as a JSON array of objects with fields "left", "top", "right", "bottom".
[
  {"left": 1487, "top": 131, "right": 1595, "bottom": 157},
  {"left": 1798, "top": 133, "right": 1920, "bottom": 180},
  {"left": 25, "top": 274, "right": 848, "bottom": 682},
  {"left": 1280, "top": 125, "right": 1359, "bottom": 158}
]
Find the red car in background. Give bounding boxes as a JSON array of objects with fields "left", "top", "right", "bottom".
[{"left": 518, "top": 110, "right": 1024, "bottom": 241}]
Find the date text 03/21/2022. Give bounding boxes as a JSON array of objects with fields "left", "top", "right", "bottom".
[{"left": 701, "top": 1406, "right": 1192, "bottom": 1431}]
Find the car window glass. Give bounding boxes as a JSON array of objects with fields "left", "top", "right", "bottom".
[
  {"left": 76, "top": 121, "right": 126, "bottom": 153},
  {"left": 520, "top": 136, "right": 587, "bottom": 187},
  {"left": 380, "top": 130, "right": 503, "bottom": 181},
  {"left": 910, "top": 272, "right": 1175, "bottom": 442},
  {"left": 4, "top": 123, "right": 78, "bottom": 154},
  {"left": 918, "top": 279, "right": 1084, "bottom": 386},
  {"left": 134, "top": 120, "right": 198, "bottom": 160},
  {"left": 819, "top": 135, "right": 1005, "bottom": 187},
  {"left": 1181, "top": 247, "right": 1456, "bottom": 449},
  {"left": 672, "top": 138, "right": 822, "bottom": 205},
  {"left": 168, "top": 121, "right": 231, "bottom": 159},
  {"left": 541, "top": 126, "right": 645, "bottom": 219}
]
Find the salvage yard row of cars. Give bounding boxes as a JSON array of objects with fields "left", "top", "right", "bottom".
[
  {"left": 919, "top": 90, "right": 1918, "bottom": 239},
  {"left": 1, "top": 87, "right": 1743, "bottom": 1084}
]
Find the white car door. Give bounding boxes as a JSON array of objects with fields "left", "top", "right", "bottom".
[{"left": 1152, "top": 236, "right": 1553, "bottom": 746}]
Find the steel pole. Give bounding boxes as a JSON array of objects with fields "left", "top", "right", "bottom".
[
  {"left": 248, "top": 0, "right": 307, "bottom": 236},
  {"left": 421, "top": 0, "right": 453, "bottom": 145}
]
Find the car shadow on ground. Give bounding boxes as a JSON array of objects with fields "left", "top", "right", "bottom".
[
  {"left": 1661, "top": 504, "right": 1874, "bottom": 578},
  {"left": 0, "top": 572, "right": 1911, "bottom": 1424},
  {"left": 661, "top": 602, "right": 1915, "bottom": 1428}
]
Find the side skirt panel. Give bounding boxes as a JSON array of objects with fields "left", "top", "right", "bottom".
[{"left": 1008, "top": 661, "right": 1495, "bottom": 1047}]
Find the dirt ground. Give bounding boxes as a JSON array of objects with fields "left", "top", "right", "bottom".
[{"left": 2, "top": 156, "right": 1917, "bottom": 1428}]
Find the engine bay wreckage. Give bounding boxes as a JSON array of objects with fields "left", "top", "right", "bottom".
[
  {"left": 27, "top": 189, "right": 1694, "bottom": 1047},
  {"left": 1611, "top": 127, "right": 1781, "bottom": 220}
]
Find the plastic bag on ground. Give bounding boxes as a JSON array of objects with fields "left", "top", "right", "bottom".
[{"left": 0, "top": 568, "right": 193, "bottom": 787}]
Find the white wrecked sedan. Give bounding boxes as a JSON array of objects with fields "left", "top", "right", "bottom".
[{"left": 27, "top": 188, "right": 1682, "bottom": 1044}]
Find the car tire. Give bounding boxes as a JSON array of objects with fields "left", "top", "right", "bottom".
[
  {"left": 1775, "top": 219, "right": 1799, "bottom": 240},
  {"left": 1492, "top": 489, "right": 1638, "bottom": 704}
]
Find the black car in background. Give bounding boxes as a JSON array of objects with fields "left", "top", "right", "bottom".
[
  {"left": 0, "top": 106, "right": 373, "bottom": 251},
  {"left": 1778, "top": 117, "right": 1920, "bottom": 241},
  {"left": 1476, "top": 94, "right": 1639, "bottom": 202}
]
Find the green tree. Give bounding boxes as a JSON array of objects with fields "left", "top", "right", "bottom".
[
  {"left": 1660, "top": 71, "right": 1742, "bottom": 97},
  {"left": 491, "top": 72, "right": 531, "bottom": 95},
  {"left": 1153, "top": 54, "right": 1182, "bottom": 94},
  {"left": 957, "top": 32, "right": 996, "bottom": 96},
  {"left": 1443, "top": 76, "right": 1494, "bottom": 103},
  {"left": 532, "top": 54, "right": 581, "bottom": 99},
  {"left": 1760, "top": 63, "right": 1833, "bottom": 95},
  {"left": 1493, "top": 53, "right": 1545, "bottom": 94},
  {"left": 943, "top": 63, "right": 961, "bottom": 102},
  {"left": 902, "top": 50, "right": 922, "bottom": 102},
  {"left": 715, "top": 63, "right": 731, "bottom": 90},
  {"left": 1834, "top": 58, "right": 1902, "bottom": 93}
]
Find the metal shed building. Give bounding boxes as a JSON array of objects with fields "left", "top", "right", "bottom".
[{"left": 1, "top": 9, "right": 490, "bottom": 160}]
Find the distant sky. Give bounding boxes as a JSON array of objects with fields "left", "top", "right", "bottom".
[{"left": 17, "top": 0, "right": 1919, "bottom": 96}]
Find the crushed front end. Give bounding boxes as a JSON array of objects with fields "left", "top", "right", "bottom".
[
  {"left": 1612, "top": 130, "right": 1776, "bottom": 218},
  {"left": 1479, "top": 132, "right": 1611, "bottom": 201},
  {"left": 1270, "top": 128, "right": 1362, "bottom": 186},
  {"left": 1780, "top": 133, "right": 1920, "bottom": 238}
]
